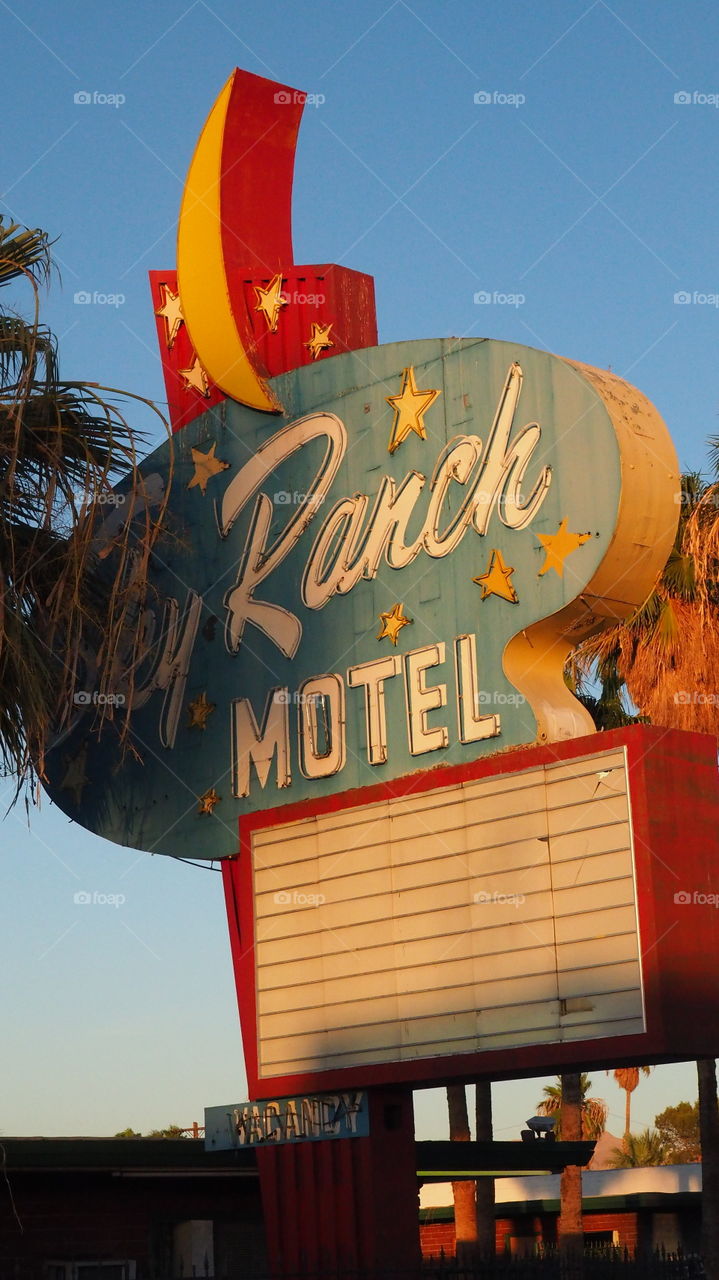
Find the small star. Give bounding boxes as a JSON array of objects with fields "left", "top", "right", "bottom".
[
  {"left": 536, "top": 517, "right": 592, "bottom": 577},
  {"left": 254, "top": 273, "right": 287, "bottom": 332},
  {"left": 187, "top": 691, "right": 216, "bottom": 730},
  {"left": 197, "top": 787, "right": 221, "bottom": 815},
  {"left": 60, "top": 746, "right": 89, "bottom": 808},
  {"left": 305, "top": 321, "right": 334, "bottom": 360},
  {"left": 473, "top": 549, "right": 518, "bottom": 603},
  {"left": 386, "top": 366, "right": 441, "bottom": 454},
  {"left": 155, "top": 283, "right": 184, "bottom": 349},
  {"left": 179, "top": 356, "right": 210, "bottom": 397},
  {"left": 377, "top": 602, "right": 412, "bottom": 645},
  {"left": 187, "top": 443, "right": 230, "bottom": 496}
]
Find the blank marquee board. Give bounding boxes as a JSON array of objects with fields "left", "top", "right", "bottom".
[{"left": 223, "top": 725, "right": 719, "bottom": 1098}]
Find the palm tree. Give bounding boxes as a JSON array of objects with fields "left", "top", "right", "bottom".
[
  {"left": 572, "top": 470, "right": 719, "bottom": 734},
  {"left": 0, "top": 218, "right": 168, "bottom": 785},
  {"left": 537, "top": 1073, "right": 608, "bottom": 1140},
  {"left": 558, "top": 1073, "right": 584, "bottom": 1266},
  {"left": 608, "top": 1128, "right": 668, "bottom": 1168},
  {"left": 610, "top": 1066, "right": 652, "bottom": 1138},
  {"left": 475, "top": 1080, "right": 495, "bottom": 1254},
  {"left": 574, "top": 464, "right": 719, "bottom": 1275},
  {"left": 446, "top": 1083, "right": 478, "bottom": 1262},
  {"left": 538, "top": 1072, "right": 607, "bottom": 1267}
]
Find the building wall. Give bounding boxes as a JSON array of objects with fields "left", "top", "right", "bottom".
[
  {"left": 420, "top": 1210, "right": 644, "bottom": 1258},
  {"left": 0, "top": 1171, "right": 265, "bottom": 1279}
]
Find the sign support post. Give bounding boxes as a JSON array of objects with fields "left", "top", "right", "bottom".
[{"left": 255, "top": 1086, "right": 420, "bottom": 1278}]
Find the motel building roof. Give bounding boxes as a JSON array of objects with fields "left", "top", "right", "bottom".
[{"left": 1, "top": 1138, "right": 702, "bottom": 1210}]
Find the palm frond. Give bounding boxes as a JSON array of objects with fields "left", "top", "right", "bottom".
[
  {"left": 0, "top": 219, "right": 171, "bottom": 787},
  {"left": 0, "top": 219, "right": 52, "bottom": 289}
]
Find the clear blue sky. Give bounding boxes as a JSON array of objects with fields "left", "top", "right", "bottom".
[{"left": 2, "top": 0, "right": 716, "bottom": 1139}]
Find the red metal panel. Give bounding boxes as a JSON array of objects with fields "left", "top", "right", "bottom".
[
  {"left": 255, "top": 1087, "right": 420, "bottom": 1277},
  {"left": 149, "top": 263, "right": 377, "bottom": 432},
  {"left": 148, "top": 270, "right": 225, "bottom": 432},
  {"left": 219, "top": 69, "right": 302, "bottom": 278},
  {"left": 222, "top": 725, "right": 719, "bottom": 1098},
  {"left": 239, "top": 263, "right": 378, "bottom": 375}
]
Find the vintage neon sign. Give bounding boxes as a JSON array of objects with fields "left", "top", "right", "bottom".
[{"left": 42, "top": 72, "right": 679, "bottom": 863}]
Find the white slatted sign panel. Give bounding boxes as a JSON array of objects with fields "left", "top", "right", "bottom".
[{"left": 251, "top": 746, "right": 644, "bottom": 1079}]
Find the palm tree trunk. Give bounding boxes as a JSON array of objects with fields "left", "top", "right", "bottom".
[
  {"left": 625, "top": 1087, "right": 631, "bottom": 1138},
  {"left": 447, "top": 1083, "right": 478, "bottom": 1264},
  {"left": 475, "top": 1079, "right": 495, "bottom": 1254},
  {"left": 697, "top": 1057, "right": 719, "bottom": 1275},
  {"left": 558, "top": 1072, "right": 584, "bottom": 1275}
]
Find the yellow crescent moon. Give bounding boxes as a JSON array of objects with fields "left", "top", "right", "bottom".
[{"left": 177, "top": 73, "right": 280, "bottom": 414}]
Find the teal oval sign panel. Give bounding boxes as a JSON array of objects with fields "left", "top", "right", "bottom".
[{"left": 43, "top": 337, "right": 678, "bottom": 859}]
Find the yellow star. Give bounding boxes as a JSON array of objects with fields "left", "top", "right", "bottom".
[
  {"left": 377, "top": 602, "right": 412, "bottom": 645},
  {"left": 187, "top": 691, "right": 216, "bottom": 730},
  {"left": 472, "top": 549, "right": 518, "bottom": 603},
  {"left": 60, "top": 746, "right": 88, "bottom": 808},
  {"left": 155, "top": 283, "right": 184, "bottom": 349},
  {"left": 536, "top": 517, "right": 592, "bottom": 577},
  {"left": 179, "top": 356, "right": 210, "bottom": 397},
  {"left": 305, "top": 321, "right": 334, "bottom": 360},
  {"left": 254, "top": 273, "right": 287, "bottom": 333},
  {"left": 187, "top": 443, "right": 230, "bottom": 496},
  {"left": 386, "top": 366, "right": 441, "bottom": 454},
  {"left": 197, "top": 787, "right": 221, "bottom": 815}
]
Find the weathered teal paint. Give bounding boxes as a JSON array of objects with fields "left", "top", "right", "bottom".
[{"left": 44, "top": 338, "right": 622, "bottom": 859}]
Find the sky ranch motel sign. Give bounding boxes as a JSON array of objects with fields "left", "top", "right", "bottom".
[
  {"left": 42, "top": 69, "right": 719, "bottom": 1099},
  {"left": 45, "top": 337, "right": 679, "bottom": 860}
]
